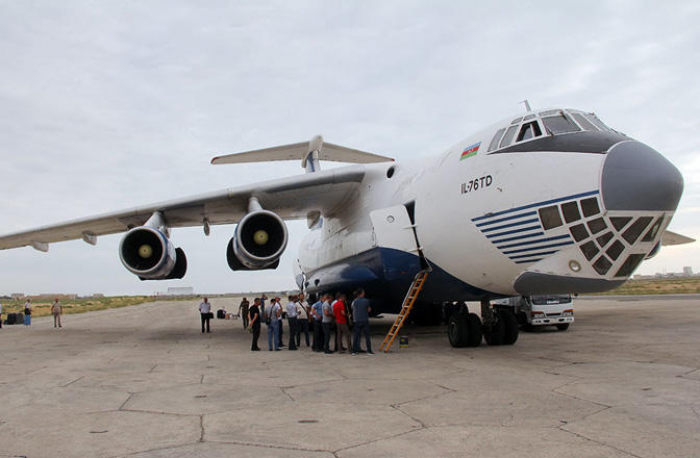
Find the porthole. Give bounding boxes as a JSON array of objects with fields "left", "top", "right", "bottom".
[{"left": 386, "top": 166, "right": 396, "bottom": 179}]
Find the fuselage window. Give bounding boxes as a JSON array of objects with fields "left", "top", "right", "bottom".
[
  {"left": 516, "top": 121, "right": 542, "bottom": 142},
  {"left": 499, "top": 125, "right": 518, "bottom": 148},
  {"left": 488, "top": 128, "right": 506, "bottom": 152},
  {"left": 542, "top": 113, "right": 581, "bottom": 134},
  {"left": 571, "top": 113, "right": 597, "bottom": 131}
]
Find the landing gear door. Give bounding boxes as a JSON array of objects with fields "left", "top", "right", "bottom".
[{"left": 370, "top": 205, "right": 420, "bottom": 253}]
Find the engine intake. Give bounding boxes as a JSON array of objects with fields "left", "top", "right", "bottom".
[
  {"left": 119, "top": 227, "right": 187, "bottom": 280},
  {"left": 227, "top": 210, "right": 288, "bottom": 270}
]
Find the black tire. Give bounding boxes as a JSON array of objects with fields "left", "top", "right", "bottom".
[
  {"left": 500, "top": 309, "right": 519, "bottom": 345},
  {"left": 556, "top": 323, "right": 570, "bottom": 331},
  {"left": 447, "top": 314, "right": 469, "bottom": 348},
  {"left": 466, "top": 313, "right": 482, "bottom": 347},
  {"left": 483, "top": 317, "right": 505, "bottom": 346}
]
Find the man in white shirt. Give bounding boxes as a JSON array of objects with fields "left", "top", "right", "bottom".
[
  {"left": 286, "top": 295, "right": 300, "bottom": 350},
  {"left": 199, "top": 297, "right": 212, "bottom": 333},
  {"left": 296, "top": 293, "right": 311, "bottom": 348}
]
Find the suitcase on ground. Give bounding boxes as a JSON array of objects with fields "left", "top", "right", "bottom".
[{"left": 7, "top": 313, "right": 17, "bottom": 325}]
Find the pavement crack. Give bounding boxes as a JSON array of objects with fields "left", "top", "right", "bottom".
[
  {"left": 333, "top": 426, "right": 422, "bottom": 454},
  {"left": 199, "top": 415, "right": 205, "bottom": 442},
  {"left": 280, "top": 387, "right": 296, "bottom": 401},
  {"left": 558, "top": 425, "right": 643, "bottom": 458},
  {"left": 118, "top": 393, "right": 134, "bottom": 411},
  {"left": 59, "top": 376, "right": 83, "bottom": 387},
  {"left": 149, "top": 364, "right": 157, "bottom": 373}
]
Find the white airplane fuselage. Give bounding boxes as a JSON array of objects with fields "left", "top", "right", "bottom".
[{"left": 295, "top": 108, "right": 683, "bottom": 311}]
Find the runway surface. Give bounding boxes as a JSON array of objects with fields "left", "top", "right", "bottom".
[{"left": 0, "top": 296, "right": 698, "bottom": 457}]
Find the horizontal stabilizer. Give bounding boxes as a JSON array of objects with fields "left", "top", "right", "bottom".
[
  {"left": 211, "top": 138, "right": 394, "bottom": 166},
  {"left": 661, "top": 230, "right": 695, "bottom": 246}
]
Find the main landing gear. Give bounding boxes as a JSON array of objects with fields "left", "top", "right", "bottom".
[{"left": 447, "top": 300, "right": 519, "bottom": 348}]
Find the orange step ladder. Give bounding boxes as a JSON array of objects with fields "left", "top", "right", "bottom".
[{"left": 379, "top": 269, "right": 430, "bottom": 352}]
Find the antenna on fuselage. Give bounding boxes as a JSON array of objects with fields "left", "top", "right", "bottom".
[{"left": 520, "top": 100, "right": 532, "bottom": 112}]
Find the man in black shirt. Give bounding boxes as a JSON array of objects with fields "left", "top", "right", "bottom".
[{"left": 248, "top": 298, "right": 262, "bottom": 351}]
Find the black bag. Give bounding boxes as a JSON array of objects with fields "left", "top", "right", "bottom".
[
  {"left": 24, "top": 308, "right": 31, "bottom": 316},
  {"left": 6, "top": 313, "right": 16, "bottom": 325},
  {"left": 216, "top": 309, "right": 226, "bottom": 319}
]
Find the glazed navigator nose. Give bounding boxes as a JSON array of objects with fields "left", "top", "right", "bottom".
[{"left": 601, "top": 141, "right": 683, "bottom": 212}]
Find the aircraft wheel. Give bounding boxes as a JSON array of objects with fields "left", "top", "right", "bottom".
[
  {"left": 483, "top": 317, "right": 505, "bottom": 346},
  {"left": 500, "top": 309, "right": 519, "bottom": 345},
  {"left": 447, "top": 314, "right": 469, "bottom": 348},
  {"left": 466, "top": 313, "right": 482, "bottom": 347},
  {"left": 556, "top": 323, "right": 570, "bottom": 331}
]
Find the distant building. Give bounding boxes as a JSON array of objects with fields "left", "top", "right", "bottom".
[
  {"left": 683, "top": 266, "right": 693, "bottom": 276},
  {"left": 166, "top": 287, "right": 195, "bottom": 296},
  {"left": 11, "top": 293, "right": 25, "bottom": 300}
]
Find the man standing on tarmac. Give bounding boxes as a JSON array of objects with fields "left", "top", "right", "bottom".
[
  {"left": 334, "top": 293, "right": 351, "bottom": 353},
  {"left": 267, "top": 298, "right": 281, "bottom": 351},
  {"left": 286, "top": 295, "right": 299, "bottom": 350},
  {"left": 322, "top": 294, "right": 335, "bottom": 354},
  {"left": 199, "top": 297, "right": 212, "bottom": 333},
  {"left": 296, "top": 293, "right": 311, "bottom": 348},
  {"left": 352, "top": 288, "right": 374, "bottom": 355},
  {"left": 51, "top": 298, "right": 63, "bottom": 328},
  {"left": 310, "top": 294, "right": 323, "bottom": 352},
  {"left": 248, "top": 298, "right": 262, "bottom": 351},
  {"left": 238, "top": 297, "right": 250, "bottom": 329}
]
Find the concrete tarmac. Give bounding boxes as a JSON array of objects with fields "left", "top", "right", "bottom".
[{"left": 0, "top": 296, "right": 699, "bottom": 458}]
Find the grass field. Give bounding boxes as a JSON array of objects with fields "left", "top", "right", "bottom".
[
  {"left": 589, "top": 277, "right": 700, "bottom": 296},
  {"left": 0, "top": 296, "right": 158, "bottom": 318}
]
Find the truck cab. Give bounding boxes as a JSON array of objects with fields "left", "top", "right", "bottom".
[{"left": 494, "top": 295, "right": 574, "bottom": 331}]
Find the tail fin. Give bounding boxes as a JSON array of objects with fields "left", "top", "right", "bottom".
[{"left": 211, "top": 135, "right": 394, "bottom": 173}]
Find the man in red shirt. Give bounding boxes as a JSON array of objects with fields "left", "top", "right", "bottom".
[{"left": 333, "top": 293, "right": 352, "bottom": 353}]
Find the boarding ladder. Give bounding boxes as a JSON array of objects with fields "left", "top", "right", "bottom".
[{"left": 379, "top": 269, "right": 431, "bottom": 353}]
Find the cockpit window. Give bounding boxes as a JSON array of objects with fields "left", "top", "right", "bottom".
[
  {"left": 571, "top": 113, "right": 596, "bottom": 131},
  {"left": 499, "top": 125, "right": 518, "bottom": 148},
  {"left": 511, "top": 117, "right": 523, "bottom": 125},
  {"left": 542, "top": 112, "right": 580, "bottom": 134},
  {"left": 488, "top": 128, "right": 506, "bottom": 152},
  {"left": 517, "top": 121, "right": 542, "bottom": 142},
  {"left": 586, "top": 113, "right": 611, "bottom": 131}
]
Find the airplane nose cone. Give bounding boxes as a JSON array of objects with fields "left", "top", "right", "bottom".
[{"left": 601, "top": 141, "right": 683, "bottom": 211}]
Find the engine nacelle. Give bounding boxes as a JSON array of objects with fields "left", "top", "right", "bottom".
[
  {"left": 227, "top": 210, "right": 288, "bottom": 270},
  {"left": 119, "top": 227, "right": 187, "bottom": 280}
]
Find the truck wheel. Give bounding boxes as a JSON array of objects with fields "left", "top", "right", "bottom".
[
  {"left": 556, "top": 323, "right": 570, "bottom": 331},
  {"left": 466, "top": 313, "right": 482, "bottom": 347},
  {"left": 500, "top": 309, "right": 519, "bottom": 345},
  {"left": 483, "top": 318, "right": 505, "bottom": 346},
  {"left": 447, "top": 314, "right": 469, "bottom": 347}
]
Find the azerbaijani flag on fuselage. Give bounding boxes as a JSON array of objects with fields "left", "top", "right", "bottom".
[{"left": 460, "top": 142, "right": 481, "bottom": 160}]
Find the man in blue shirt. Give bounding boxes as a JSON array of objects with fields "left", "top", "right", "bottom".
[
  {"left": 351, "top": 288, "right": 374, "bottom": 355},
  {"left": 310, "top": 294, "right": 324, "bottom": 352}
]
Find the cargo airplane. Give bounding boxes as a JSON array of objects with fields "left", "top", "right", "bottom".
[{"left": 0, "top": 108, "right": 692, "bottom": 347}]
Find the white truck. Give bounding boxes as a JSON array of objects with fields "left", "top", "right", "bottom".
[{"left": 494, "top": 295, "right": 574, "bottom": 331}]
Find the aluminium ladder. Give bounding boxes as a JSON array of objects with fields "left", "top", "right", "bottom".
[{"left": 379, "top": 269, "right": 431, "bottom": 353}]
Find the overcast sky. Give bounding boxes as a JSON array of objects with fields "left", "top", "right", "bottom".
[{"left": 1, "top": 1, "right": 699, "bottom": 296}]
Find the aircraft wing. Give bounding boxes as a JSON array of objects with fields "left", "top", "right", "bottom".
[
  {"left": 0, "top": 165, "right": 365, "bottom": 251},
  {"left": 661, "top": 230, "right": 696, "bottom": 246}
]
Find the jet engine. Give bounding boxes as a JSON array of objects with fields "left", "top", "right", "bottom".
[
  {"left": 227, "top": 210, "right": 288, "bottom": 270},
  {"left": 119, "top": 226, "right": 187, "bottom": 280}
]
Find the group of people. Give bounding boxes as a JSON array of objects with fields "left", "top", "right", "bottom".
[
  {"left": 242, "top": 289, "right": 374, "bottom": 355},
  {"left": 0, "top": 298, "right": 64, "bottom": 328}
]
